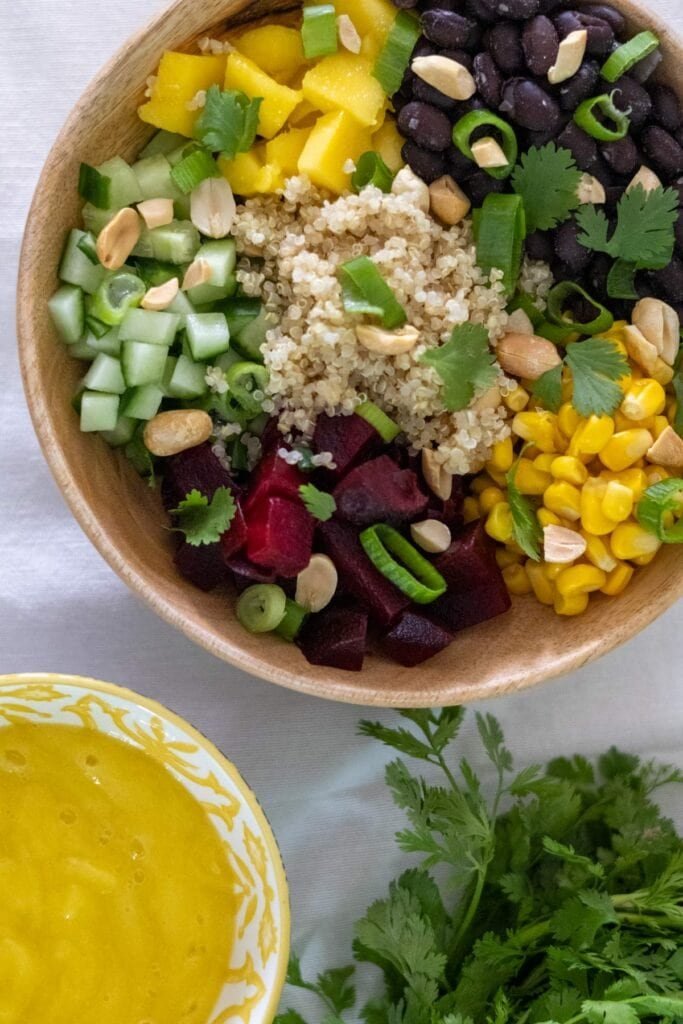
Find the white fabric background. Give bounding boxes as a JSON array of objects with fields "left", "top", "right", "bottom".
[{"left": 1, "top": 1, "right": 682, "bottom": 1017}]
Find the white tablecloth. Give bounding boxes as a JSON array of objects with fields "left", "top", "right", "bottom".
[{"left": 1, "top": 1, "right": 682, "bottom": 1016}]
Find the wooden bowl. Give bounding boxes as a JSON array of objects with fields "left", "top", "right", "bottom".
[{"left": 18, "top": 0, "right": 683, "bottom": 708}]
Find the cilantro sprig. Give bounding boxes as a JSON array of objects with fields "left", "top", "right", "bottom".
[
  {"left": 171, "top": 486, "right": 236, "bottom": 546},
  {"left": 420, "top": 324, "right": 498, "bottom": 413},
  {"left": 533, "top": 338, "right": 629, "bottom": 418},
  {"left": 511, "top": 143, "right": 582, "bottom": 233},
  {"left": 299, "top": 483, "right": 336, "bottom": 522},
  {"left": 576, "top": 184, "right": 679, "bottom": 271},
  {"left": 194, "top": 86, "right": 262, "bottom": 160}
]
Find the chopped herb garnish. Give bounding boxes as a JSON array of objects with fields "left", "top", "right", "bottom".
[
  {"left": 194, "top": 86, "right": 262, "bottom": 160},
  {"left": 576, "top": 184, "right": 679, "bottom": 271},
  {"left": 507, "top": 458, "right": 543, "bottom": 560},
  {"left": 531, "top": 363, "right": 563, "bottom": 414},
  {"left": 299, "top": 483, "right": 336, "bottom": 522},
  {"left": 171, "top": 486, "right": 236, "bottom": 546},
  {"left": 511, "top": 143, "right": 581, "bottom": 233},
  {"left": 420, "top": 323, "right": 497, "bottom": 413},
  {"left": 565, "top": 337, "right": 630, "bottom": 418}
]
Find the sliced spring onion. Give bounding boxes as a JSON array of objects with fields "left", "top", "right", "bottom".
[
  {"left": 602, "top": 30, "right": 660, "bottom": 83},
  {"left": 607, "top": 260, "right": 639, "bottom": 300},
  {"left": 355, "top": 400, "right": 401, "bottom": 442},
  {"left": 76, "top": 231, "right": 100, "bottom": 265},
  {"left": 89, "top": 272, "right": 147, "bottom": 326},
  {"left": 509, "top": 291, "right": 544, "bottom": 329},
  {"left": 546, "top": 281, "right": 614, "bottom": 336},
  {"left": 352, "top": 152, "right": 395, "bottom": 194},
  {"left": 275, "top": 599, "right": 310, "bottom": 642},
  {"left": 373, "top": 10, "right": 421, "bottom": 96},
  {"left": 225, "top": 361, "right": 269, "bottom": 418},
  {"left": 536, "top": 320, "right": 578, "bottom": 344},
  {"left": 236, "top": 584, "right": 288, "bottom": 634},
  {"left": 170, "top": 146, "right": 220, "bottom": 194},
  {"left": 301, "top": 4, "right": 338, "bottom": 59},
  {"left": 452, "top": 110, "right": 518, "bottom": 180},
  {"left": 636, "top": 478, "right": 683, "bottom": 543},
  {"left": 475, "top": 193, "right": 526, "bottom": 297},
  {"left": 78, "top": 163, "right": 112, "bottom": 209},
  {"left": 574, "top": 92, "right": 630, "bottom": 141},
  {"left": 226, "top": 436, "right": 249, "bottom": 473},
  {"left": 340, "top": 256, "right": 407, "bottom": 329},
  {"left": 360, "top": 524, "right": 447, "bottom": 604}
]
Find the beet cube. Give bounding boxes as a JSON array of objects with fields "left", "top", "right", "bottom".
[
  {"left": 430, "top": 521, "right": 511, "bottom": 632},
  {"left": 246, "top": 496, "right": 314, "bottom": 577},
  {"left": 313, "top": 412, "right": 381, "bottom": 480},
  {"left": 424, "top": 477, "right": 465, "bottom": 530},
  {"left": 225, "top": 556, "right": 277, "bottom": 592},
  {"left": 219, "top": 503, "right": 248, "bottom": 561},
  {"left": 174, "top": 541, "right": 227, "bottom": 592},
  {"left": 382, "top": 611, "right": 454, "bottom": 667},
  {"left": 333, "top": 455, "right": 429, "bottom": 527},
  {"left": 298, "top": 601, "right": 368, "bottom": 672},
  {"left": 161, "top": 442, "right": 236, "bottom": 511},
  {"left": 245, "top": 450, "right": 307, "bottom": 512},
  {"left": 319, "top": 519, "right": 410, "bottom": 628}
]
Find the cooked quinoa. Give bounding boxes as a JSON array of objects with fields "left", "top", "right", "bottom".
[{"left": 232, "top": 175, "right": 553, "bottom": 475}]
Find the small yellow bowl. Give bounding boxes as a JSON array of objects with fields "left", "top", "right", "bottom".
[{"left": 0, "top": 672, "right": 290, "bottom": 1024}]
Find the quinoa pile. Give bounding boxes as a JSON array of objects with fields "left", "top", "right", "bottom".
[{"left": 233, "top": 174, "right": 553, "bottom": 475}]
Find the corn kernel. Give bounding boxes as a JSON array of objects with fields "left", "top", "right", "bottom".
[
  {"left": 496, "top": 547, "right": 521, "bottom": 569},
  {"left": 644, "top": 465, "right": 671, "bottom": 486},
  {"left": 558, "top": 403, "right": 582, "bottom": 438},
  {"left": 667, "top": 398, "right": 678, "bottom": 421},
  {"left": 471, "top": 475, "right": 494, "bottom": 495},
  {"left": 554, "top": 591, "right": 590, "bottom": 616},
  {"left": 487, "top": 468, "right": 508, "bottom": 487},
  {"left": 479, "top": 486, "right": 506, "bottom": 514},
  {"left": 581, "top": 532, "right": 617, "bottom": 572},
  {"left": 580, "top": 478, "right": 615, "bottom": 536},
  {"left": 526, "top": 562, "right": 555, "bottom": 605},
  {"left": 537, "top": 508, "right": 562, "bottom": 528},
  {"left": 569, "top": 415, "right": 615, "bottom": 457},
  {"left": 463, "top": 496, "right": 481, "bottom": 524},
  {"left": 610, "top": 522, "right": 662, "bottom": 561},
  {"left": 544, "top": 481, "right": 581, "bottom": 521},
  {"left": 653, "top": 415, "right": 669, "bottom": 439},
  {"left": 604, "top": 321, "right": 627, "bottom": 344},
  {"left": 505, "top": 385, "right": 530, "bottom": 412},
  {"left": 533, "top": 453, "right": 556, "bottom": 473},
  {"left": 607, "top": 468, "right": 648, "bottom": 501},
  {"left": 651, "top": 358, "right": 674, "bottom": 386},
  {"left": 632, "top": 551, "right": 658, "bottom": 566},
  {"left": 486, "top": 437, "right": 514, "bottom": 474},
  {"left": 503, "top": 563, "right": 532, "bottom": 595},
  {"left": 556, "top": 564, "right": 607, "bottom": 597},
  {"left": 601, "top": 480, "right": 634, "bottom": 523},
  {"left": 485, "top": 502, "right": 514, "bottom": 544},
  {"left": 614, "top": 410, "right": 655, "bottom": 433},
  {"left": 550, "top": 455, "right": 588, "bottom": 486},
  {"left": 512, "top": 411, "right": 558, "bottom": 453},
  {"left": 620, "top": 378, "right": 667, "bottom": 422},
  {"left": 514, "top": 458, "right": 552, "bottom": 495},
  {"left": 543, "top": 562, "right": 566, "bottom": 581},
  {"left": 601, "top": 561, "right": 634, "bottom": 596},
  {"left": 599, "top": 429, "right": 653, "bottom": 471}
]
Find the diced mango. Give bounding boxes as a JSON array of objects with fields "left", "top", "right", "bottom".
[
  {"left": 234, "top": 25, "right": 307, "bottom": 84},
  {"left": 298, "top": 111, "right": 373, "bottom": 194},
  {"left": 360, "top": 33, "right": 384, "bottom": 63},
  {"left": 288, "top": 99, "right": 320, "bottom": 128},
  {"left": 219, "top": 148, "right": 284, "bottom": 196},
  {"left": 334, "top": 0, "right": 397, "bottom": 40},
  {"left": 138, "top": 52, "right": 227, "bottom": 138},
  {"left": 225, "top": 52, "right": 302, "bottom": 139},
  {"left": 266, "top": 128, "right": 312, "bottom": 176},
  {"left": 372, "top": 118, "right": 404, "bottom": 172},
  {"left": 303, "top": 53, "right": 386, "bottom": 128}
]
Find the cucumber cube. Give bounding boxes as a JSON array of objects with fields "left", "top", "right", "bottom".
[
  {"left": 83, "top": 353, "right": 126, "bottom": 395},
  {"left": 82, "top": 204, "right": 116, "bottom": 237},
  {"left": 101, "top": 416, "right": 137, "bottom": 447},
  {"left": 119, "top": 308, "right": 181, "bottom": 347},
  {"left": 132, "top": 154, "right": 184, "bottom": 202},
  {"left": 186, "top": 313, "right": 230, "bottom": 361},
  {"left": 133, "top": 220, "right": 200, "bottom": 264},
  {"left": 80, "top": 391, "right": 120, "bottom": 432},
  {"left": 166, "top": 354, "right": 208, "bottom": 399},
  {"left": 97, "top": 156, "right": 143, "bottom": 208},
  {"left": 59, "top": 229, "right": 105, "bottom": 295},
  {"left": 70, "top": 339, "right": 99, "bottom": 361},
  {"left": 139, "top": 130, "right": 188, "bottom": 159},
  {"left": 48, "top": 284, "right": 85, "bottom": 344},
  {"left": 166, "top": 289, "right": 196, "bottom": 326},
  {"left": 86, "top": 326, "right": 121, "bottom": 358},
  {"left": 121, "top": 341, "right": 169, "bottom": 387},
  {"left": 187, "top": 239, "right": 237, "bottom": 305},
  {"left": 121, "top": 385, "right": 164, "bottom": 420}
]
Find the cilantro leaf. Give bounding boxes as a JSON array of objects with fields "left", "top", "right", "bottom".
[
  {"left": 274, "top": 1012, "right": 309, "bottom": 1024},
  {"left": 531, "top": 363, "right": 563, "bottom": 413},
  {"left": 565, "top": 338, "right": 630, "bottom": 417},
  {"left": 607, "top": 260, "right": 639, "bottom": 300},
  {"left": 673, "top": 356, "right": 683, "bottom": 439},
  {"left": 507, "top": 460, "right": 543, "bottom": 561},
  {"left": 355, "top": 886, "right": 447, "bottom": 983},
  {"left": 194, "top": 86, "right": 262, "bottom": 159},
  {"left": 511, "top": 144, "right": 581, "bottom": 233},
  {"left": 420, "top": 324, "right": 497, "bottom": 412},
  {"left": 581, "top": 1000, "right": 640, "bottom": 1024},
  {"left": 299, "top": 483, "right": 336, "bottom": 522},
  {"left": 171, "top": 486, "right": 236, "bottom": 546},
  {"left": 576, "top": 185, "right": 679, "bottom": 270}
]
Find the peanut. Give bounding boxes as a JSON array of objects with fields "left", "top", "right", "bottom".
[{"left": 143, "top": 410, "right": 213, "bottom": 458}]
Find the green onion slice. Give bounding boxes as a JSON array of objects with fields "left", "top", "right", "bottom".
[
  {"left": 536, "top": 320, "right": 578, "bottom": 344},
  {"left": 607, "top": 260, "right": 639, "bottom": 300},
  {"left": 508, "top": 291, "right": 544, "bottom": 329},
  {"left": 636, "top": 478, "right": 683, "bottom": 543},
  {"left": 475, "top": 193, "right": 526, "bottom": 296},
  {"left": 546, "top": 281, "right": 614, "bottom": 336},
  {"left": 227, "top": 436, "right": 249, "bottom": 473},
  {"left": 79, "top": 163, "right": 112, "bottom": 210},
  {"left": 602, "top": 30, "right": 660, "bottom": 83},
  {"left": 355, "top": 400, "right": 401, "bottom": 443},
  {"left": 352, "top": 151, "right": 395, "bottom": 194},
  {"left": 373, "top": 10, "right": 421, "bottom": 96},
  {"left": 301, "top": 4, "right": 338, "bottom": 59},
  {"left": 89, "top": 271, "right": 146, "bottom": 326},
  {"left": 360, "top": 524, "right": 447, "bottom": 604},
  {"left": 574, "top": 92, "right": 630, "bottom": 141},
  {"left": 77, "top": 231, "right": 101, "bottom": 265},
  {"left": 275, "top": 599, "right": 310, "bottom": 642},
  {"left": 226, "top": 361, "right": 269, "bottom": 418},
  {"left": 236, "top": 584, "right": 288, "bottom": 633},
  {"left": 340, "top": 256, "right": 407, "bottom": 329},
  {"left": 452, "top": 110, "right": 518, "bottom": 180},
  {"left": 171, "top": 146, "right": 221, "bottom": 194}
]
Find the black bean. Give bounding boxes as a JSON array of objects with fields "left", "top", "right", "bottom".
[
  {"left": 441, "top": 48, "right": 474, "bottom": 70},
  {"left": 401, "top": 141, "right": 447, "bottom": 183},
  {"left": 586, "top": 253, "right": 613, "bottom": 295},
  {"left": 651, "top": 85, "right": 683, "bottom": 134},
  {"left": 672, "top": 177, "right": 683, "bottom": 205},
  {"left": 649, "top": 256, "right": 683, "bottom": 303},
  {"left": 641, "top": 126, "right": 683, "bottom": 179},
  {"left": 601, "top": 135, "right": 639, "bottom": 177},
  {"left": 412, "top": 76, "right": 459, "bottom": 111},
  {"left": 558, "top": 60, "right": 600, "bottom": 112},
  {"left": 590, "top": 157, "right": 616, "bottom": 188},
  {"left": 412, "top": 36, "right": 438, "bottom": 61},
  {"left": 629, "top": 47, "right": 663, "bottom": 83},
  {"left": 423, "top": 9, "right": 476, "bottom": 48},
  {"left": 525, "top": 229, "right": 555, "bottom": 261},
  {"left": 473, "top": 52, "right": 503, "bottom": 108},
  {"left": 398, "top": 101, "right": 453, "bottom": 151},
  {"left": 603, "top": 184, "right": 624, "bottom": 210},
  {"left": 523, "top": 120, "right": 570, "bottom": 147},
  {"left": 677, "top": 128, "right": 683, "bottom": 150},
  {"left": 522, "top": 16, "right": 559, "bottom": 76},
  {"left": 610, "top": 76, "right": 652, "bottom": 129},
  {"left": 465, "top": 171, "right": 507, "bottom": 204},
  {"left": 554, "top": 220, "right": 592, "bottom": 274},
  {"left": 500, "top": 77, "right": 562, "bottom": 131},
  {"left": 392, "top": 0, "right": 420, "bottom": 7},
  {"left": 580, "top": 3, "right": 626, "bottom": 34},
  {"left": 557, "top": 121, "right": 600, "bottom": 172},
  {"left": 675, "top": 209, "right": 683, "bottom": 251},
  {"left": 554, "top": 10, "right": 614, "bottom": 56},
  {"left": 446, "top": 143, "right": 478, "bottom": 179},
  {"left": 423, "top": 0, "right": 461, "bottom": 9},
  {"left": 392, "top": 87, "right": 412, "bottom": 115},
  {"left": 487, "top": 0, "right": 541, "bottom": 19},
  {"left": 486, "top": 23, "right": 525, "bottom": 74},
  {"left": 465, "top": 0, "right": 499, "bottom": 24}
]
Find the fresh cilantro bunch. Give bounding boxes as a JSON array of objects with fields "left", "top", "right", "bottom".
[{"left": 276, "top": 709, "right": 683, "bottom": 1024}]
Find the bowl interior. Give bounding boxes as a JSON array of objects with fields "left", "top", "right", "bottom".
[
  {"left": 0, "top": 673, "right": 289, "bottom": 1023},
  {"left": 17, "top": 0, "right": 683, "bottom": 707}
]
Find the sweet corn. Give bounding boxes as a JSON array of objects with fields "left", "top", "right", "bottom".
[
  {"left": 485, "top": 502, "right": 514, "bottom": 544},
  {"left": 525, "top": 562, "right": 555, "bottom": 605},
  {"left": 651, "top": 358, "right": 674, "bottom": 386},
  {"left": 554, "top": 591, "right": 590, "bottom": 616},
  {"left": 601, "top": 480, "right": 634, "bottom": 523},
  {"left": 479, "top": 486, "right": 506, "bottom": 513},
  {"left": 614, "top": 410, "right": 655, "bottom": 433},
  {"left": 487, "top": 468, "right": 508, "bottom": 488},
  {"left": 601, "top": 561, "right": 634, "bottom": 596},
  {"left": 645, "top": 465, "right": 671, "bottom": 486},
  {"left": 581, "top": 532, "right": 617, "bottom": 572},
  {"left": 503, "top": 563, "right": 532, "bottom": 595},
  {"left": 471, "top": 476, "right": 493, "bottom": 495},
  {"left": 653, "top": 415, "right": 669, "bottom": 439},
  {"left": 487, "top": 437, "right": 514, "bottom": 474},
  {"left": 543, "top": 562, "right": 566, "bottom": 581},
  {"left": 599, "top": 429, "right": 654, "bottom": 471},
  {"left": 620, "top": 378, "right": 666, "bottom": 421},
  {"left": 514, "top": 458, "right": 552, "bottom": 495},
  {"left": 632, "top": 551, "right": 659, "bottom": 566},
  {"left": 550, "top": 455, "right": 588, "bottom": 486},
  {"left": 556, "top": 564, "right": 607, "bottom": 597},
  {"left": 544, "top": 481, "right": 582, "bottom": 521},
  {"left": 512, "top": 411, "right": 558, "bottom": 453},
  {"left": 537, "top": 508, "right": 562, "bottom": 528},
  {"left": 610, "top": 522, "right": 662, "bottom": 561},
  {"left": 605, "top": 468, "right": 648, "bottom": 501},
  {"left": 569, "top": 415, "right": 615, "bottom": 457},
  {"left": 463, "top": 496, "right": 480, "bottom": 524},
  {"left": 496, "top": 547, "right": 521, "bottom": 569},
  {"left": 533, "top": 453, "right": 556, "bottom": 473},
  {"left": 504, "top": 386, "right": 529, "bottom": 412},
  {"left": 558, "top": 403, "right": 582, "bottom": 438},
  {"left": 581, "top": 478, "right": 616, "bottom": 536}
]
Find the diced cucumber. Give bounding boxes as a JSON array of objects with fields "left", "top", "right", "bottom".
[
  {"left": 166, "top": 288, "right": 196, "bottom": 326},
  {"left": 186, "top": 313, "right": 230, "bottom": 361},
  {"left": 119, "top": 308, "right": 181, "bottom": 347},
  {"left": 84, "top": 310, "right": 111, "bottom": 338},
  {"left": 97, "top": 156, "right": 143, "bottom": 208},
  {"left": 232, "top": 306, "right": 270, "bottom": 363},
  {"left": 48, "top": 284, "right": 85, "bottom": 344},
  {"left": 82, "top": 203, "right": 116, "bottom": 236},
  {"left": 86, "top": 326, "right": 121, "bottom": 358},
  {"left": 89, "top": 271, "right": 146, "bottom": 326},
  {"left": 80, "top": 391, "right": 120, "bottom": 432},
  {"left": 59, "top": 229, "right": 105, "bottom": 295},
  {"left": 83, "top": 353, "right": 126, "bottom": 395},
  {"left": 132, "top": 154, "right": 185, "bottom": 202},
  {"left": 167, "top": 143, "right": 197, "bottom": 167},
  {"left": 76, "top": 231, "right": 100, "bottom": 265},
  {"left": 121, "top": 385, "right": 164, "bottom": 420},
  {"left": 132, "top": 260, "right": 179, "bottom": 288},
  {"left": 186, "top": 239, "right": 237, "bottom": 305},
  {"left": 70, "top": 339, "right": 99, "bottom": 361},
  {"left": 220, "top": 296, "right": 261, "bottom": 339},
  {"left": 121, "top": 341, "right": 169, "bottom": 387},
  {"left": 139, "top": 130, "right": 188, "bottom": 160},
  {"left": 165, "top": 354, "right": 208, "bottom": 399},
  {"left": 215, "top": 349, "right": 242, "bottom": 372},
  {"left": 133, "top": 220, "right": 200, "bottom": 264},
  {"left": 101, "top": 415, "right": 137, "bottom": 447},
  {"left": 174, "top": 194, "right": 192, "bottom": 221}
]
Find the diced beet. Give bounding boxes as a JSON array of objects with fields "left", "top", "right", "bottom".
[
  {"left": 246, "top": 496, "right": 314, "bottom": 577},
  {"left": 333, "top": 455, "right": 429, "bottom": 527},
  {"left": 382, "top": 611, "right": 454, "bottom": 667},
  {"left": 225, "top": 556, "right": 277, "bottom": 592},
  {"left": 219, "top": 504, "right": 248, "bottom": 561},
  {"left": 162, "top": 443, "right": 236, "bottom": 511},
  {"left": 259, "top": 417, "right": 283, "bottom": 454},
  {"left": 313, "top": 412, "right": 382, "bottom": 480},
  {"left": 298, "top": 601, "right": 368, "bottom": 672},
  {"left": 244, "top": 450, "right": 307, "bottom": 512},
  {"left": 174, "top": 541, "right": 227, "bottom": 592},
  {"left": 319, "top": 519, "right": 410, "bottom": 628},
  {"left": 429, "top": 521, "right": 511, "bottom": 632},
  {"left": 424, "top": 477, "right": 466, "bottom": 530}
]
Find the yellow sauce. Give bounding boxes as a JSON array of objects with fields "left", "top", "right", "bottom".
[{"left": 0, "top": 723, "right": 239, "bottom": 1024}]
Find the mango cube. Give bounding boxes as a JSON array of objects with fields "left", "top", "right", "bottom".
[
  {"left": 372, "top": 118, "right": 405, "bottom": 172},
  {"left": 138, "top": 52, "right": 227, "bottom": 138},
  {"left": 288, "top": 99, "right": 320, "bottom": 128},
  {"left": 266, "top": 128, "right": 312, "bottom": 177},
  {"left": 298, "top": 111, "right": 373, "bottom": 194},
  {"left": 334, "top": 0, "right": 397, "bottom": 40},
  {"left": 234, "top": 25, "right": 307, "bottom": 84},
  {"left": 219, "top": 149, "right": 284, "bottom": 196},
  {"left": 360, "top": 33, "right": 384, "bottom": 63},
  {"left": 302, "top": 53, "right": 386, "bottom": 128},
  {"left": 225, "top": 52, "right": 302, "bottom": 139}
]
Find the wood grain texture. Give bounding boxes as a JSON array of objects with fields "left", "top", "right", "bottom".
[{"left": 17, "top": 0, "right": 683, "bottom": 707}]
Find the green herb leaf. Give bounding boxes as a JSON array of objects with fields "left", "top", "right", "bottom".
[
  {"left": 673, "top": 356, "right": 683, "bottom": 439},
  {"left": 565, "top": 337, "right": 630, "bottom": 417},
  {"left": 194, "top": 86, "right": 262, "bottom": 159},
  {"left": 299, "top": 483, "right": 337, "bottom": 522},
  {"left": 274, "top": 1012, "right": 309, "bottom": 1024},
  {"left": 581, "top": 999, "right": 640, "bottom": 1024},
  {"left": 171, "top": 486, "right": 236, "bottom": 546},
  {"left": 576, "top": 185, "right": 679, "bottom": 270},
  {"left": 507, "top": 459, "right": 543, "bottom": 561},
  {"left": 531, "top": 363, "right": 563, "bottom": 413},
  {"left": 607, "top": 259, "right": 639, "bottom": 300},
  {"left": 511, "top": 144, "right": 581, "bottom": 232},
  {"left": 420, "top": 324, "right": 497, "bottom": 412}
]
